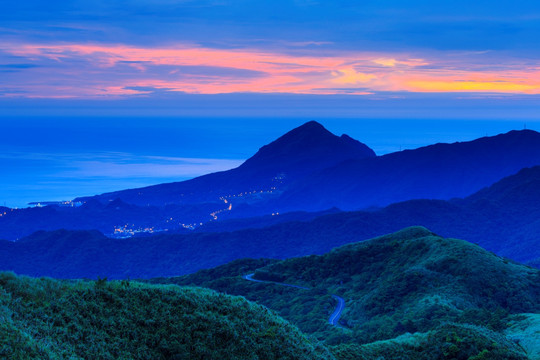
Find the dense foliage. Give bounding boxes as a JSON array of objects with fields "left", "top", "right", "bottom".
[
  {"left": 154, "top": 227, "right": 540, "bottom": 359},
  {"left": 329, "top": 323, "right": 527, "bottom": 360},
  {"left": 0, "top": 272, "right": 333, "bottom": 360},
  {"left": 149, "top": 258, "right": 341, "bottom": 341}
]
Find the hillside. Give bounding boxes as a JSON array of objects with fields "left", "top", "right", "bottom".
[
  {"left": 281, "top": 129, "right": 540, "bottom": 211},
  {"left": 0, "top": 272, "right": 332, "bottom": 360},
  {"left": 3, "top": 230, "right": 537, "bottom": 360},
  {"left": 153, "top": 227, "right": 539, "bottom": 360}
]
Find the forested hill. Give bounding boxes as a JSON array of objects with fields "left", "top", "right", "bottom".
[
  {"left": 151, "top": 227, "right": 540, "bottom": 360},
  {"left": 0, "top": 272, "right": 332, "bottom": 360}
]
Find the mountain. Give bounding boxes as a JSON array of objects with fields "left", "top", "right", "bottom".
[
  {"left": 238, "top": 120, "right": 375, "bottom": 179},
  {"left": 0, "top": 272, "right": 332, "bottom": 359},
  {"left": 151, "top": 227, "right": 539, "bottom": 359},
  {"left": 75, "top": 121, "right": 375, "bottom": 207},
  {"left": 0, "top": 122, "right": 375, "bottom": 240},
  {"left": 281, "top": 129, "right": 540, "bottom": 211},
  {"left": 2, "top": 125, "right": 540, "bottom": 241},
  {"left": 83, "top": 127, "right": 540, "bottom": 213}
]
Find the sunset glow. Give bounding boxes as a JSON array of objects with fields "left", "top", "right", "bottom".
[{"left": 3, "top": 42, "right": 540, "bottom": 98}]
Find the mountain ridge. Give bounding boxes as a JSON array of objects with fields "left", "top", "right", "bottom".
[
  {"left": 280, "top": 129, "right": 540, "bottom": 211},
  {"left": 75, "top": 121, "right": 376, "bottom": 206}
]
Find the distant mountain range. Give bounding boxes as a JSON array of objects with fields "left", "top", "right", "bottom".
[
  {"left": 1, "top": 122, "right": 540, "bottom": 240},
  {"left": 78, "top": 122, "right": 540, "bottom": 213},
  {"left": 2, "top": 165, "right": 540, "bottom": 279},
  {"left": 281, "top": 128, "right": 540, "bottom": 211}
]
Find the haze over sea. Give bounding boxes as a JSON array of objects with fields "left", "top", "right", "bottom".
[{"left": 1, "top": 116, "right": 538, "bottom": 208}]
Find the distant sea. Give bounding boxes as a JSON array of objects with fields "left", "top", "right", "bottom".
[{"left": 1, "top": 117, "right": 538, "bottom": 208}]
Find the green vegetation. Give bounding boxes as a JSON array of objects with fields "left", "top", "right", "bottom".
[
  {"left": 149, "top": 258, "right": 341, "bottom": 341},
  {"left": 329, "top": 323, "right": 527, "bottom": 360},
  {"left": 3, "top": 227, "right": 539, "bottom": 359},
  {"left": 0, "top": 272, "right": 333, "bottom": 360},
  {"left": 154, "top": 227, "right": 540, "bottom": 359}
]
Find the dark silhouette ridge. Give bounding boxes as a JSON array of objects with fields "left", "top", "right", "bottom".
[
  {"left": 281, "top": 129, "right": 540, "bottom": 211},
  {"left": 74, "top": 121, "right": 375, "bottom": 207},
  {"left": 2, "top": 125, "right": 540, "bottom": 244}
]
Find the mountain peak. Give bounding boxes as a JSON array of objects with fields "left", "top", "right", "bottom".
[
  {"left": 239, "top": 121, "right": 375, "bottom": 175},
  {"left": 293, "top": 120, "right": 328, "bottom": 132},
  {"left": 272, "top": 121, "right": 335, "bottom": 145}
]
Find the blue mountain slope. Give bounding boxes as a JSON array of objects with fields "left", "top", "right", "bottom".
[
  {"left": 281, "top": 129, "right": 540, "bottom": 211},
  {"left": 76, "top": 121, "right": 375, "bottom": 206}
]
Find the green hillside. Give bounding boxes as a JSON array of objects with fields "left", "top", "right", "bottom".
[
  {"left": 0, "top": 272, "right": 333, "bottom": 360},
  {"left": 154, "top": 227, "right": 540, "bottom": 359},
  {"left": 5, "top": 227, "right": 537, "bottom": 359},
  {"left": 149, "top": 258, "right": 340, "bottom": 340}
]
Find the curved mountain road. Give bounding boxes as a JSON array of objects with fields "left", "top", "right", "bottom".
[
  {"left": 243, "top": 273, "right": 345, "bottom": 328},
  {"left": 329, "top": 295, "right": 345, "bottom": 326}
]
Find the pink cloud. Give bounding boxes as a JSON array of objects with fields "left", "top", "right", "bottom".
[{"left": 2, "top": 42, "right": 540, "bottom": 97}]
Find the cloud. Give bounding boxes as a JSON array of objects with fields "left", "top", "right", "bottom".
[
  {"left": 1, "top": 1, "right": 539, "bottom": 99},
  {"left": 2, "top": 0, "right": 540, "bottom": 64},
  {"left": 60, "top": 156, "right": 244, "bottom": 179},
  {"left": 0, "top": 150, "right": 243, "bottom": 179},
  {"left": 2, "top": 41, "right": 539, "bottom": 98}
]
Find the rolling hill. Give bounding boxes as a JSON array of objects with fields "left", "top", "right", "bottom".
[
  {"left": 0, "top": 272, "right": 332, "bottom": 359},
  {"left": 151, "top": 227, "right": 540, "bottom": 359}
]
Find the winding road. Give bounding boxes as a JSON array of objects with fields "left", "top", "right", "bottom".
[{"left": 243, "top": 273, "right": 345, "bottom": 327}]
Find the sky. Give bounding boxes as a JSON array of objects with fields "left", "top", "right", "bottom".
[
  {"left": 1, "top": 1, "right": 540, "bottom": 206},
  {"left": 2, "top": 1, "right": 540, "bottom": 106}
]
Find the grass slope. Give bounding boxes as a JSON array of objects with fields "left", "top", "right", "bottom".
[{"left": 0, "top": 272, "right": 332, "bottom": 360}]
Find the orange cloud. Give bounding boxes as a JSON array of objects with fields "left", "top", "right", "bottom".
[
  {"left": 409, "top": 80, "right": 540, "bottom": 94},
  {"left": 2, "top": 42, "right": 540, "bottom": 97}
]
